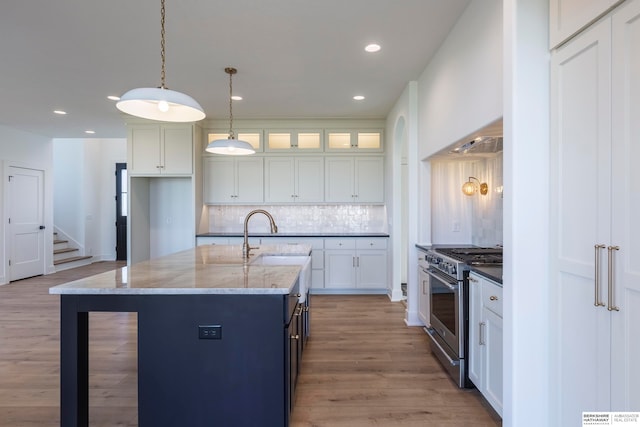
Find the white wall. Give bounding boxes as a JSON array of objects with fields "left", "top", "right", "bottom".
[
  {"left": 417, "top": 0, "right": 503, "bottom": 161},
  {"left": 53, "top": 138, "right": 126, "bottom": 261},
  {"left": 386, "top": 82, "right": 419, "bottom": 307},
  {"left": 503, "top": 0, "right": 550, "bottom": 425},
  {"left": 0, "top": 125, "right": 53, "bottom": 283}
]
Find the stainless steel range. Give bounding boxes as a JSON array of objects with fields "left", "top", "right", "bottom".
[{"left": 422, "top": 246, "right": 502, "bottom": 388}]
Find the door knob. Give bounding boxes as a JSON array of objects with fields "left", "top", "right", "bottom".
[{"left": 39, "top": 225, "right": 46, "bottom": 230}]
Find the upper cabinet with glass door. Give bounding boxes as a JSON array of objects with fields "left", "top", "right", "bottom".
[
  {"left": 325, "top": 130, "right": 383, "bottom": 152},
  {"left": 265, "top": 129, "right": 323, "bottom": 153},
  {"left": 205, "top": 129, "right": 263, "bottom": 154}
]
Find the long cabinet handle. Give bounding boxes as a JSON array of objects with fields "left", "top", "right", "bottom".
[
  {"left": 479, "top": 322, "right": 486, "bottom": 346},
  {"left": 607, "top": 246, "right": 620, "bottom": 312},
  {"left": 594, "top": 244, "right": 606, "bottom": 307}
]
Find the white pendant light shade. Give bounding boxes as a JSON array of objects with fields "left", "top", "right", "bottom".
[
  {"left": 116, "top": 87, "right": 205, "bottom": 122},
  {"left": 116, "top": 0, "right": 205, "bottom": 123},
  {"left": 207, "top": 67, "right": 255, "bottom": 156},
  {"left": 206, "top": 137, "right": 255, "bottom": 155}
]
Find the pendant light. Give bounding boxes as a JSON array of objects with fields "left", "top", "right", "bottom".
[
  {"left": 205, "top": 68, "right": 255, "bottom": 155},
  {"left": 116, "top": 0, "right": 205, "bottom": 122}
]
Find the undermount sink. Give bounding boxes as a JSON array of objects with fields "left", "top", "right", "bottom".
[{"left": 249, "top": 255, "right": 310, "bottom": 266}]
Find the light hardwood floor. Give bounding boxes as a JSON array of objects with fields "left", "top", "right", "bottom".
[{"left": 0, "top": 262, "right": 500, "bottom": 426}]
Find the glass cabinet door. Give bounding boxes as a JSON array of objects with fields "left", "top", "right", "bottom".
[
  {"left": 325, "top": 130, "right": 383, "bottom": 151},
  {"left": 265, "top": 130, "right": 322, "bottom": 152}
]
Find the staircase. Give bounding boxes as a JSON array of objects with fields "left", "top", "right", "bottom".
[{"left": 53, "top": 232, "right": 92, "bottom": 271}]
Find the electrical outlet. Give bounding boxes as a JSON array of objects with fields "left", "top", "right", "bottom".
[
  {"left": 452, "top": 220, "right": 460, "bottom": 232},
  {"left": 198, "top": 325, "right": 222, "bottom": 340}
]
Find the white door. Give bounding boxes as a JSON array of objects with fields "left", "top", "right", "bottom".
[
  {"left": 295, "top": 157, "right": 324, "bottom": 202},
  {"left": 325, "top": 157, "right": 354, "bottom": 203},
  {"left": 354, "top": 157, "right": 384, "bottom": 203},
  {"left": 264, "top": 157, "right": 295, "bottom": 202},
  {"left": 235, "top": 158, "right": 264, "bottom": 204},
  {"left": 356, "top": 250, "right": 387, "bottom": 289},
  {"left": 550, "top": 16, "right": 613, "bottom": 424},
  {"left": 8, "top": 167, "right": 45, "bottom": 281},
  {"left": 610, "top": 0, "right": 640, "bottom": 411}
]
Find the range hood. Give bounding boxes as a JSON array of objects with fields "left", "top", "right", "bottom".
[
  {"left": 428, "top": 118, "right": 503, "bottom": 160},
  {"left": 450, "top": 136, "right": 503, "bottom": 155}
]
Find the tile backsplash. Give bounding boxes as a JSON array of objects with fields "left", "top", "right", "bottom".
[
  {"left": 430, "top": 154, "right": 503, "bottom": 247},
  {"left": 470, "top": 156, "right": 503, "bottom": 247},
  {"left": 207, "top": 205, "right": 388, "bottom": 234}
]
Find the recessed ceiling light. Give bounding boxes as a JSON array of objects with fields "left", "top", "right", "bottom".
[
  {"left": 353, "top": 95, "right": 365, "bottom": 101},
  {"left": 231, "top": 95, "right": 243, "bottom": 101},
  {"left": 107, "top": 95, "right": 120, "bottom": 101},
  {"left": 85, "top": 130, "right": 95, "bottom": 134},
  {"left": 364, "top": 43, "right": 381, "bottom": 53},
  {"left": 53, "top": 110, "right": 67, "bottom": 115}
]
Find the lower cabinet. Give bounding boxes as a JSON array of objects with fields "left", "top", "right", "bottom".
[
  {"left": 324, "top": 237, "right": 388, "bottom": 292},
  {"left": 417, "top": 250, "right": 430, "bottom": 326},
  {"left": 287, "top": 301, "right": 303, "bottom": 415},
  {"left": 468, "top": 271, "right": 503, "bottom": 417}
]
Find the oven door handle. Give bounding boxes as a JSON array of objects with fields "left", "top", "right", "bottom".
[{"left": 426, "top": 268, "right": 458, "bottom": 290}]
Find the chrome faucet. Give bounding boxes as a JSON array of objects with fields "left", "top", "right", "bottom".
[{"left": 243, "top": 209, "right": 278, "bottom": 259}]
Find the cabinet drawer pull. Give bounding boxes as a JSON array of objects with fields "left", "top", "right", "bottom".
[
  {"left": 489, "top": 295, "right": 498, "bottom": 301},
  {"left": 479, "top": 322, "right": 486, "bottom": 345},
  {"left": 290, "top": 334, "right": 300, "bottom": 340}
]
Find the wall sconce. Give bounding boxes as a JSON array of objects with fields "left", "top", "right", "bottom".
[{"left": 462, "top": 176, "right": 489, "bottom": 196}]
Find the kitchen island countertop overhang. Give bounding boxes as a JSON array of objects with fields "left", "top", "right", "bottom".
[{"left": 49, "top": 243, "right": 312, "bottom": 295}]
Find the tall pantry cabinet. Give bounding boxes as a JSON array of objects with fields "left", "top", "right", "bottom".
[
  {"left": 126, "top": 120, "right": 202, "bottom": 264},
  {"left": 550, "top": 0, "right": 640, "bottom": 424}
]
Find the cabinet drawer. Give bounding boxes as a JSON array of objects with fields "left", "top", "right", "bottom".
[
  {"left": 324, "top": 239, "right": 356, "bottom": 250},
  {"left": 482, "top": 280, "right": 503, "bottom": 317},
  {"left": 356, "top": 238, "right": 387, "bottom": 250},
  {"left": 196, "top": 237, "right": 229, "bottom": 246}
]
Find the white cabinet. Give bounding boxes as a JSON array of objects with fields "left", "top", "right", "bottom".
[
  {"left": 468, "top": 272, "right": 503, "bottom": 417},
  {"left": 265, "top": 130, "right": 323, "bottom": 152},
  {"left": 550, "top": 1, "right": 640, "bottom": 423},
  {"left": 128, "top": 124, "right": 193, "bottom": 175},
  {"left": 325, "top": 130, "right": 383, "bottom": 152},
  {"left": 324, "top": 156, "right": 384, "bottom": 203},
  {"left": 550, "top": 0, "right": 621, "bottom": 48},
  {"left": 203, "top": 157, "right": 264, "bottom": 204},
  {"left": 417, "top": 252, "right": 430, "bottom": 326},
  {"left": 264, "top": 157, "right": 324, "bottom": 203},
  {"left": 324, "top": 238, "right": 387, "bottom": 291}
]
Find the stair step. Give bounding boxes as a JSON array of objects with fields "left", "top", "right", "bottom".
[
  {"left": 54, "top": 247, "right": 78, "bottom": 255},
  {"left": 54, "top": 239, "right": 68, "bottom": 245},
  {"left": 54, "top": 255, "right": 92, "bottom": 266}
]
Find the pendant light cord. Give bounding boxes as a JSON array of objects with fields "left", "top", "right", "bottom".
[
  {"left": 226, "top": 68, "right": 237, "bottom": 139},
  {"left": 160, "top": 0, "right": 166, "bottom": 89}
]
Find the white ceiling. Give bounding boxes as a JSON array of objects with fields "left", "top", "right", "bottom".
[{"left": 0, "top": 0, "right": 470, "bottom": 138}]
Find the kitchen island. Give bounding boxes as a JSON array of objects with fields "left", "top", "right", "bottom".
[{"left": 49, "top": 244, "right": 311, "bottom": 427}]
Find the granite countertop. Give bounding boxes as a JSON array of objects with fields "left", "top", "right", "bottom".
[
  {"left": 49, "top": 244, "right": 311, "bottom": 296},
  {"left": 198, "top": 232, "right": 390, "bottom": 238},
  {"left": 469, "top": 265, "right": 503, "bottom": 285}
]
